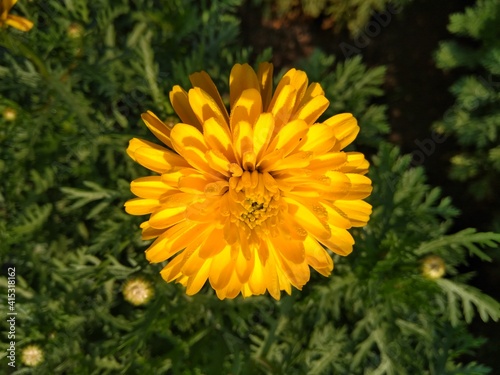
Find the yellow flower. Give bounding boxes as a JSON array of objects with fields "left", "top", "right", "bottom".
[
  {"left": 125, "top": 63, "right": 372, "bottom": 300},
  {"left": 0, "top": 0, "right": 33, "bottom": 32}
]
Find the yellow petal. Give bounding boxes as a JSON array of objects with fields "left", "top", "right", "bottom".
[
  {"left": 286, "top": 171, "right": 351, "bottom": 200},
  {"left": 203, "top": 117, "right": 235, "bottom": 161},
  {"left": 263, "top": 151, "right": 311, "bottom": 172},
  {"left": 127, "top": 138, "right": 188, "bottom": 173},
  {"left": 315, "top": 227, "right": 354, "bottom": 256},
  {"left": 160, "top": 169, "right": 195, "bottom": 188},
  {"left": 338, "top": 152, "right": 370, "bottom": 175},
  {"left": 299, "top": 82, "right": 325, "bottom": 107},
  {"left": 271, "top": 68, "right": 308, "bottom": 114},
  {"left": 232, "top": 120, "right": 253, "bottom": 164},
  {"left": 229, "top": 63, "right": 260, "bottom": 110},
  {"left": 6, "top": 15, "right": 33, "bottom": 32},
  {"left": 204, "top": 180, "right": 229, "bottom": 197},
  {"left": 275, "top": 263, "right": 292, "bottom": 296},
  {"left": 161, "top": 235, "right": 206, "bottom": 282},
  {"left": 178, "top": 173, "right": 216, "bottom": 194},
  {"left": 324, "top": 113, "right": 359, "bottom": 150},
  {"left": 189, "top": 70, "right": 229, "bottom": 123},
  {"left": 270, "top": 235, "right": 305, "bottom": 264},
  {"left": 296, "top": 124, "right": 337, "bottom": 155},
  {"left": 185, "top": 198, "right": 221, "bottom": 222},
  {"left": 188, "top": 87, "right": 228, "bottom": 127},
  {"left": 205, "top": 149, "right": 231, "bottom": 177},
  {"left": 124, "top": 198, "right": 159, "bottom": 215},
  {"left": 266, "top": 119, "right": 308, "bottom": 157},
  {"left": 160, "top": 254, "right": 186, "bottom": 283},
  {"left": 130, "top": 176, "right": 174, "bottom": 199},
  {"left": 282, "top": 196, "right": 331, "bottom": 240},
  {"left": 263, "top": 251, "right": 281, "bottom": 300},
  {"left": 198, "top": 228, "right": 226, "bottom": 259},
  {"left": 268, "top": 85, "right": 296, "bottom": 132},
  {"left": 140, "top": 221, "right": 165, "bottom": 240},
  {"left": 280, "top": 213, "right": 308, "bottom": 241},
  {"left": 256, "top": 237, "right": 269, "bottom": 265},
  {"left": 145, "top": 221, "right": 211, "bottom": 263},
  {"left": 223, "top": 219, "right": 239, "bottom": 245},
  {"left": 6, "top": 1, "right": 18, "bottom": 12},
  {"left": 171, "top": 124, "right": 218, "bottom": 176},
  {"left": 230, "top": 88, "right": 262, "bottom": 128},
  {"left": 321, "top": 200, "right": 352, "bottom": 229},
  {"left": 290, "top": 95, "right": 329, "bottom": 125},
  {"left": 253, "top": 113, "right": 275, "bottom": 163},
  {"left": 257, "top": 62, "right": 274, "bottom": 110},
  {"left": 242, "top": 151, "right": 257, "bottom": 172},
  {"left": 307, "top": 152, "right": 347, "bottom": 173},
  {"left": 242, "top": 283, "right": 253, "bottom": 298},
  {"left": 186, "top": 258, "right": 212, "bottom": 295},
  {"left": 160, "top": 192, "right": 200, "bottom": 207},
  {"left": 149, "top": 205, "right": 187, "bottom": 229},
  {"left": 273, "top": 244, "right": 310, "bottom": 289},
  {"left": 182, "top": 250, "right": 208, "bottom": 277},
  {"left": 235, "top": 247, "right": 255, "bottom": 283},
  {"left": 171, "top": 123, "right": 208, "bottom": 154},
  {"left": 344, "top": 174, "right": 372, "bottom": 200},
  {"left": 209, "top": 247, "right": 234, "bottom": 290},
  {"left": 334, "top": 199, "right": 372, "bottom": 227},
  {"left": 169, "top": 85, "right": 202, "bottom": 129},
  {"left": 222, "top": 273, "right": 244, "bottom": 299},
  {"left": 304, "top": 236, "right": 333, "bottom": 277},
  {"left": 141, "top": 111, "right": 174, "bottom": 149},
  {"left": 248, "top": 251, "right": 267, "bottom": 295}
]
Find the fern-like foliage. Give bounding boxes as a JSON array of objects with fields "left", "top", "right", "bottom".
[
  {"left": 296, "top": 50, "right": 390, "bottom": 148},
  {"left": 253, "top": 0, "right": 411, "bottom": 35},
  {"left": 0, "top": 1, "right": 498, "bottom": 374},
  {"left": 434, "top": 0, "right": 500, "bottom": 202}
]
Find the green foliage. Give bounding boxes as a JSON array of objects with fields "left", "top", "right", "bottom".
[
  {"left": 434, "top": 0, "right": 500, "bottom": 201},
  {"left": 0, "top": 0, "right": 498, "bottom": 374},
  {"left": 253, "top": 0, "right": 411, "bottom": 35},
  {"left": 296, "top": 50, "right": 390, "bottom": 148}
]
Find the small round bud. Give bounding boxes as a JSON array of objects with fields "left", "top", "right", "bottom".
[
  {"left": 2, "top": 107, "right": 17, "bottom": 121},
  {"left": 67, "top": 23, "right": 84, "bottom": 39},
  {"left": 122, "top": 277, "right": 154, "bottom": 306},
  {"left": 422, "top": 255, "right": 446, "bottom": 279},
  {"left": 21, "top": 345, "right": 44, "bottom": 367}
]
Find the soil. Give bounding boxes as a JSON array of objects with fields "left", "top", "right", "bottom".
[{"left": 240, "top": 0, "right": 499, "bottom": 370}]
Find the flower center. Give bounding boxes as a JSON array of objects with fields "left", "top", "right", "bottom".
[{"left": 228, "top": 169, "right": 280, "bottom": 229}]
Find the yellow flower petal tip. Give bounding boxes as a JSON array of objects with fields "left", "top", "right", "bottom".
[
  {"left": 1, "top": 0, "right": 34, "bottom": 32},
  {"left": 125, "top": 62, "right": 373, "bottom": 300}
]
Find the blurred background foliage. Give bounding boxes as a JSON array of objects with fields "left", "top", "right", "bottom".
[
  {"left": 0, "top": 0, "right": 499, "bottom": 374},
  {"left": 434, "top": 0, "right": 500, "bottom": 225},
  {"left": 251, "top": 0, "right": 413, "bottom": 35}
]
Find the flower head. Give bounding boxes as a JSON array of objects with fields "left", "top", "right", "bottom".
[
  {"left": 422, "top": 255, "right": 446, "bottom": 279},
  {"left": 0, "top": 0, "right": 33, "bottom": 32},
  {"left": 21, "top": 345, "right": 43, "bottom": 367},
  {"left": 67, "top": 23, "right": 83, "bottom": 39},
  {"left": 125, "top": 63, "right": 372, "bottom": 300},
  {"left": 122, "top": 276, "right": 154, "bottom": 306},
  {"left": 2, "top": 107, "right": 16, "bottom": 121}
]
